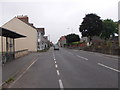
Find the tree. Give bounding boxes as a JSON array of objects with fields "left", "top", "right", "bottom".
[
  {"left": 79, "top": 13, "right": 103, "bottom": 41},
  {"left": 65, "top": 33, "right": 80, "bottom": 44},
  {"left": 100, "top": 19, "right": 118, "bottom": 40}
]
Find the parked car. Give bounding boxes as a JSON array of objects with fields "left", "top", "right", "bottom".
[{"left": 54, "top": 45, "right": 59, "bottom": 50}]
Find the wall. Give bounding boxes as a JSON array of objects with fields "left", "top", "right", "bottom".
[{"left": 2, "top": 17, "right": 37, "bottom": 52}]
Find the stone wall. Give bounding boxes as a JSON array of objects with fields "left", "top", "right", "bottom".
[{"left": 15, "top": 49, "right": 28, "bottom": 59}]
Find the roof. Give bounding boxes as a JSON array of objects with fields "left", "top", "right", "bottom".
[
  {"left": 17, "top": 15, "right": 29, "bottom": 24},
  {"left": 16, "top": 16, "right": 37, "bottom": 29},
  {"left": 0, "top": 27, "right": 26, "bottom": 38},
  {"left": 36, "top": 28, "right": 45, "bottom": 35},
  {"left": 60, "top": 36, "right": 66, "bottom": 41}
]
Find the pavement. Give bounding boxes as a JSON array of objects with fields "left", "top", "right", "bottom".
[
  {"left": 2, "top": 53, "right": 41, "bottom": 82},
  {"left": 2, "top": 47, "right": 119, "bottom": 89}
]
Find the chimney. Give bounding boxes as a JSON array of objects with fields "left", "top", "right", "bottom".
[{"left": 17, "top": 15, "right": 29, "bottom": 23}]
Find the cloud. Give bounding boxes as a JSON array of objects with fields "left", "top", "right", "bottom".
[{"left": 0, "top": 0, "right": 119, "bottom": 43}]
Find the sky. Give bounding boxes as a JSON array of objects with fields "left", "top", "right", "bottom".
[{"left": 0, "top": 0, "right": 119, "bottom": 44}]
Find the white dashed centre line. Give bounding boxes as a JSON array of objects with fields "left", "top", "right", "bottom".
[
  {"left": 76, "top": 55, "right": 88, "bottom": 60},
  {"left": 59, "top": 79, "right": 64, "bottom": 89},
  {"left": 56, "top": 70, "right": 60, "bottom": 76},
  {"left": 55, "top": 64, "right": 58, "bottom": 68},
  {"left": 53, "top": 50, "right": 64, "bottom": 89},
  {"left": 55, "top": 61, "right": 57, "bottom": 64},
  {"left": 98, "top": 63, "right": 120, "bottom": 72}
]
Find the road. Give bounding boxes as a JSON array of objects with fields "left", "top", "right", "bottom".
[{"left": 4, "top": 47, "right": 119, "bottom": 89}]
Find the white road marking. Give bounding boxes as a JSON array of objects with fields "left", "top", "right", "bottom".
[
  {"left": 53, "top": 51, "right": 55, "bottom": 58},
  {"left": 53, "top": 51, "right": 64, "bottom": 89},
  {"left": 55, "top": 64, "right": 58, "bottom": 68},
  {"left": 53, "top": 52, "right": 56, "bottom": 61},
  {"left": 8, "top": 57, "right": 39, "bottom": 88},
  {"left": 56, "top": 70, "right": 60, "bottom": 76},
  {"left": 98, "top": 63, "right": 120, "bottom": 72},
  {"left": 0, "top": 83, "right": 3, "bottom": 88},
  {"left": 55, "top": 61, "right": 57, "bottom": 64},
  {"left": 59, "top": 79, "right": 64, "bottom": 89},
  {"left": 76, "top": 55, "right": 88, "bottom": 60}
]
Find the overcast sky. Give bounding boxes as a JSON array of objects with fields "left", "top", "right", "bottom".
[{"left": 0, "top": 0, "right": 119, "bottom": 43}]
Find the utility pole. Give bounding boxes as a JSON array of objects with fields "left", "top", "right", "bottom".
[
  {"left": 118, "top": 2, "right": 120, "bottom": 47},
  {"left": 48, "top": 34, "right": 50, "bottom": 47},
  {"left": 118, "top": 20, "right": 120, "bottom": 47},
  {"left": 47, "top": 34, "right": 50, "bottom": 41}
]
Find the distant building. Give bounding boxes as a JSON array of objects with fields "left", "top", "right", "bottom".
[
  {"left": 2, "top": 15, "right": 38, "bottom": 54},
  {"left": 80, "top": 37, "right": 90, "bottom": 43},
  {"left": 58, "top": 36, "right": 66, "bottom": 47}
]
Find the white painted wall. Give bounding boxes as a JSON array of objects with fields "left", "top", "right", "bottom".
[{"left": 37, "top": 34, "right": 48, "bottom": 50}]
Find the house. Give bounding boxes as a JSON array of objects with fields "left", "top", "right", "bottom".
[
  {"left": 58, "top": 36, "right": 66, "bottom": 47},
  {"left": 36, "top": 28, "right": 49, "bottom": 50},
  {"left": 2, "top": 15, "right": 38, "bottom": 55},
  {"left": 0, "top": 27, "right": 26, "bottom": 63}
]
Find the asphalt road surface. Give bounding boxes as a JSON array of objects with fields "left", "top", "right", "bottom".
[{"left": 6, "top": 47, "right": 119, "bottom": 89}]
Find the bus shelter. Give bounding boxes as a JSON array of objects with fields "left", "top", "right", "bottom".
[{"left": 0, "top": 27, "right": 26, "bottom": 64}]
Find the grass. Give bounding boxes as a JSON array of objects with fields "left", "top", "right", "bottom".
[{"left": 5, "top": 77, "right": 14, "bottom": 84}]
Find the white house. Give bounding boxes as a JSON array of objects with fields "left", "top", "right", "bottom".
[{"left": 36, "top": 28, "right": 49, "bottom": 50}]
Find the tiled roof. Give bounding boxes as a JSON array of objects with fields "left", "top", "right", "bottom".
[
  {"left": 17, "top": 15, "right": 36, "bottom": 29},
  {"left": 59, "top": 36, "right": 66, "bottom": 41},
  {"left": 0, "top": 27, "right": 26, "bottom": 38}
]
